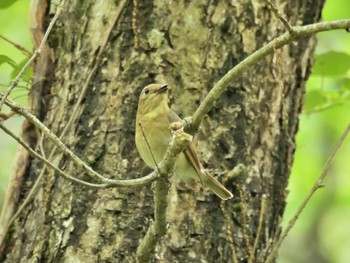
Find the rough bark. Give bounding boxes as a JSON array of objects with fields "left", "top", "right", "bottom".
[{"left": 2, "top": 0, "right": 324, "bottom": 262}]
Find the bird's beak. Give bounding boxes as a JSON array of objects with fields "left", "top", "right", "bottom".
[{"left": 156, "top": 83, "right": 168, "bottom": 93}]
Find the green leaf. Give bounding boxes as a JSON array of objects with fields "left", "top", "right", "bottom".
[
  {"left": 0, "top": 54, "right": 17, "bottom": 68},
  {"left": 304, "top": 89, "right": 327, "bottom": 112},
  {"left": 313, "top": 51, "right": 350, "bottom": 76},
  {"left": 10, "top": 58, "right": 32, "bottom": 83},
  {"left": 0, "top": 0, "right": 19, "bottom": 9},
  {"left": 341, "top": 78, "right": 350, "bottom": 90}
]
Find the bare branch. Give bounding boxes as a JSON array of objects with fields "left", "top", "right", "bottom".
[
  {"left": 237, "top": 185, "right": 253, "bottom": 259},
  {"left": 0, "top": 0, "right": 66, "bottom": 111},
  {"left": 136, "top": 128, "right": 192, "bottom": 262},
  {"left": 1, "top": 124, "right": 109, "bottom": 215},
  {"left": 220, "top": 201, "right": 238, "bottom": 263},
  {"left": 264, "top": 0, "right": 294, "bottom": 33},
  {"left": 1, "top": 5, "right": 349, "bottom": 261},
  {"left": 0, "top": 111, "right": 16, "bottom": 121},
  {"left": 1, "top": 95, "right": 158, "bottom": 187},
  {"left": 132, "top": 0, "right": 139, "bottom": 48},
  {"left": 0, "top": 123, "right": 110, "bottom": 241},
  {"left": 185, "top": 19, "right": 350, "bottom": 134},
  {"left": 249, "top": 195, "right": 267, "bottom": 263},
  {"left": 265, "top": 122, "right": 350, "bottom": 263},
  {"left": 0, "top": 0, "right": 131, "bottom": 242},
  {"left": 0, "top": 35, "right": 32, "bottom": 57},
  {"left": 0, "top": 123, "right": 108, "bottom": 189}
]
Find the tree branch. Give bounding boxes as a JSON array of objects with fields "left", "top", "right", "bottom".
[
  {"left": 136, "top": 128, "right": 192, "bottom": 262},
  {"left": 264, "top": 0, "right": 294, "bottom": 33},
  {"left": 249, "top": 195, "right": 266, "bottom": 263},
  {"left": 265, "top": 122, "right": 350, "bottom": 263},
  {"left": 185, "top": 19, "right": 350, "bottom": 133},
  {"left": 0, "top": 123, "right": 110, "bottom": 246},
  {"left": 0, "top": 123, "right": 108, "bottom": 189},
  {"left": 1, "top": 94, "right": 158, "bottom": 187},
  {"left": 1, "top": 7, "right": 349, "bottom": 261},
  {"left": 0, "top": 0, "right": 66, "bottom": 111},
  {"left": 0, "top": 0, "right": 130, "bottom": 246},
  {"left": 0, "top": 35, "right": 32, "bottom": 57}
]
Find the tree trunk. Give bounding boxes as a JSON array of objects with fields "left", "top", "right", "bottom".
[{"left": 1, "top": 0, "right": 324, "bottom": 262}]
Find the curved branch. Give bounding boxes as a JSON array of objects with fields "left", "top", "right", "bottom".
[
  {"left": 1, "top": 94, "right": 158, "bottom": 187},
  {"left": 0, "top": 123, "right": 108, "bottom": 189},
  {"left": 265, "top": 122, "right": 350, "bottom": 263},
  {"left": 0, "top": 0, "right": 66, "bottom": 111},
  {"left": 186, "top": 19, "right": 350, "bottom": 133}
]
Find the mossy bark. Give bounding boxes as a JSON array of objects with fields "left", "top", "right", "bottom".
[{"left": 2, "top": 0, "right": 324, "bottom": 262}]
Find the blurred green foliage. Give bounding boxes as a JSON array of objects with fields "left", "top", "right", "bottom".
[
  {"left": 280, "top": 0, "right": 350, "bottom": 262},
  {"left": 0, "top": 0, "right": 20, "bottom": 9},
  {"left": 0, "top": 1, "right": 349, "bottom": 263},
  {"left": 0, "top": 0, "right": 31, "bottom": 208}
]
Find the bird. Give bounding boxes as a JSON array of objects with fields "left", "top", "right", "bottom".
[{"left": 135, "top": 83, "right": 233, "bottom": 200}]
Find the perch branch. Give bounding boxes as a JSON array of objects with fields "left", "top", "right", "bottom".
[
  {"left": 136, "top": 128, "right": 192, "bottom": 262},
  {"left": 0, "top": 123, "right": 108, "bottom": 189},
  {"left": 1, "top": 95, "right": 158, "bottom": 187},
  {"left": 0, "top": 123, "right": 109, "bottom": 242},
  {"left": 0, "top": 0, "right": 130, "bottom": 244},
  {"left": 265, "top": 122, "right": 350, "bottom": 263},
  {"left": 0, "top": 0, "right": 66, "bottom": 111},
  {"left": 185, "top": 19, "right": 350, "bottom": 133}
]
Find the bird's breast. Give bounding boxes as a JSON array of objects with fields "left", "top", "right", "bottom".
[{"left": 136, "top": 112, "right": 172, "bottom": 168}]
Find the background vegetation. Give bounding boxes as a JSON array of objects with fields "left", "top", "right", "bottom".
[
  {"left": 0, "top": 0, "right": 31, "bottom": 206},
  {"left": 280, "top": 0, "right": 350, "bottom": 262},
  {"left": 0, "top": 1, "right": 349, "bottom": 262}
]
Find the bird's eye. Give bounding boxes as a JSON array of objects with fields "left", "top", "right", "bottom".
[{"left": 144, "top": 88, "right": 149, "bottom": 95}]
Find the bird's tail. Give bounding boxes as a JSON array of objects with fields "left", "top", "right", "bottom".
[{"left": 201, "top": 171, "right": 233, "bottom": 200}]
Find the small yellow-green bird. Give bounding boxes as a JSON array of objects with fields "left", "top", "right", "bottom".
[{"left": 135, "top": 83, "right": 233, "bottom": 200}]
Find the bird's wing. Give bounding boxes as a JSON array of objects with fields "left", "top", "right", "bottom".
[
  {"left": 184, "top": 143, "right": 203, "bottom": 174},
  {"left": 167, "top": 109, "right": 203, "bottom": 180}
]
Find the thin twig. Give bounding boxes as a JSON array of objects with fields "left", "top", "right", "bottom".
[
  {"left": 220, "top": 201, "right": 238, "bottom": 263},
  {"left": 0, "top": 35, "right": 32, "bottom": 57},
  {"left": 0, "top": 123, "right": 109, "bottom": 244},
  {"left": 304, "top": 101, "right": 345, "bottom": 114},
  {"left": 0, "top": 123, "right": 108, "bottom": 189},
  {"left": 249, "top": 195, "right": 266, "bottom": 263},
  {"left": 0, "top": 0, "right": 66, "bottom": 111},
  {"left": 0, "top": 0, "right": 130, "bottom": 242},
  {"left": 0, "top": 1, "right": 66, "bottom": 243},
  {"left": 265, "top": 122, "right": 350, "bottom": 263},
  {"left": 264, "top": 0, "right": 294, "bottom": 33},
  {"left": 1, "top": 95, "right": 158, "bottom": 187},
  {"left": 0, "top": 111, "right": 16, "bottom": 121},
  {"left": 132, "top": 0, "right": 139, "bottom": 48},
  {"left": 237, "top": 185, "right": 253, "bottom": 260},
  {"left": 186, "top": 19, "right": 350, "bottom": 134}
]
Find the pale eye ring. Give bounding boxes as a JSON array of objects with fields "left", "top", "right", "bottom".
[{"left": 144, "top": 88, "right": 149, "bottom": 94}]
